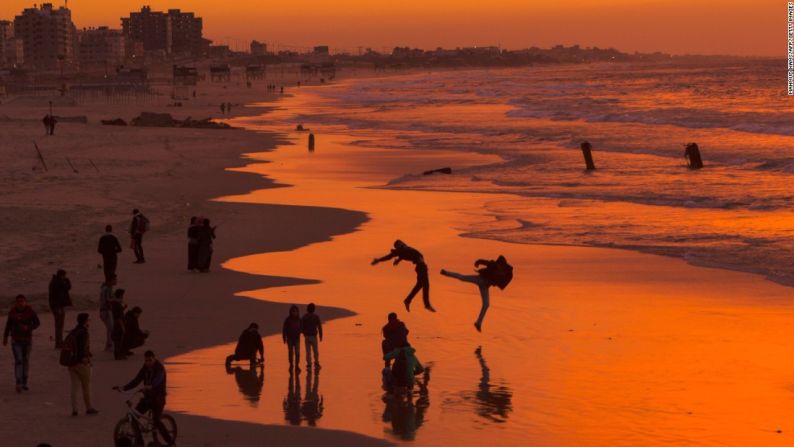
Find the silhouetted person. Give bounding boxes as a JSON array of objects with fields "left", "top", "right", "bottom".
[
  {"left": 111, "top": 289, "right": 127, "bottom": 360},
  {"left": 382, "top": 312, "right": 410, "bottom": 368},
  {"left": 226, "top": 363, "right": 264, "bottom": 405},
  {"left": 580, "top": 141, "right": 596, "bottom": 170},
  {"left": 3, "top": 294, "right": 40, "bottom": 392},
  {"left": 114, "top": 351, "right": 173, "bottom": 446},
  {"left": 441, "top": 255, "right": 513, "bottom": 332},
  {"left": 301, "top": 303, "right": 322, "bottom": 370},
  {"left": 220, "top": 103, "right": 226, "bottom": 115},
  {"left": 98, "top": 224, "right": 122, "bottom": 282},
  {"left": 187, "top": 217, "right": 200, "bottom": 271},
  {"left": 227, "top": 102, "right": 233, "bottom": 114},
  {"left": 129, "top": 209, "right": 148, "bottom": 264},
  {"left": 381, "top": 367, "right": 429, "bottom": 441},
  {"left": 122, "top": 307, "right": 149, "bottom": 353},
  {"left": 372, "top": 240, "right": 435, "bottom": 312},
  {"left": 283, "top": 305, "right": 302, "bottom": 373},
  {"left": 226, "top": 323, "right": 264, "bottom": 368},
  {"left": 48, "top": 269, "right": 72, "bottom": 349},
  {"left": 42, "top": 114, "right": 57, "bottom": 135},
  {"left": 308, "top": 133, "right": 315, "bottom": 152},
  {"left": 301, "top": 369, "right": 323, "bottom": 426},
  {"left": 66, "top": 313, "right": 98, "bottom": 416},
  {"left": 685, "top": 142, "right": 704, "bottom": 169},
  {"left": 99, "top": 275, "right": 117, "bottom": 352},
  {"left": 196, "top": 218, "right": 216, "bottom": 272},
  {"left": 473, "top": 346, "right": 513, "bottom": 423},
  {"left": 283, "top": 370, "right": 302, "bottom": 425}
]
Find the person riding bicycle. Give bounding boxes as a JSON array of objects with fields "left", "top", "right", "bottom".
[{"left": 114, "top": 350, "right": 174, "bottom": 447}]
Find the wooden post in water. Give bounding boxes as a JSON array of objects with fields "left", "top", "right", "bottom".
[
  {"left": 684, "top": 143, "right": 704, "bottom": 169},
  {"left": 308, "top": 133, "right": 315, "bottom": 152},
  {"left": 580, "top": 141, "right": 596, "bottom": 170}
]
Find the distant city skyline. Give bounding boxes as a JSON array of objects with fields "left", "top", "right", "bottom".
[{"left": 0, "top": 1, "right": 782, "bottom": 56}]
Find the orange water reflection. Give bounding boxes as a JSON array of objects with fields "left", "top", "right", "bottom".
[{"left": 167, "top": 91, "right": 794, "bottom": 446}]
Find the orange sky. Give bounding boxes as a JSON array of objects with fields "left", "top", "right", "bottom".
[{"left": 0, "top": 1, "right": 782, "bottom": 56}]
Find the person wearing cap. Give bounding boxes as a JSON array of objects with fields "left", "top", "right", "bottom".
[
  {"left": 226, "top": 323, "right": 264, "bottom": 367},
  {"left": 68, "top": 313, "right": 98, "bottom": 416}
]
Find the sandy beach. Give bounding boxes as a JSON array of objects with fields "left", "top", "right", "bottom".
[{"left": 0, "top": 81, "right": 392, "bottom": 446}]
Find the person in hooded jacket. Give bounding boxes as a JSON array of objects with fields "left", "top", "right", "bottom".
[{"left": 282, "top": 305, "right": 302, "bottom": 373}]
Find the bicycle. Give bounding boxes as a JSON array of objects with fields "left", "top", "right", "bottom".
[{"left": 112, "top": 388, "right": 178, "bottom": 446}]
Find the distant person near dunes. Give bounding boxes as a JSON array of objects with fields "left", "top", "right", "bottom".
[
  {"left": 98, "top": 224, "right": 122, "bottom": 281},
  {"left": 129, "top": 209, "right": 149, "bottom": 264}
]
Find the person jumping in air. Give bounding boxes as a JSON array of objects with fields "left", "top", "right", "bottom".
[
  {"left": 372, "top": 240, "right": 436, "bottom": 312},
  {"left": 440, "top": 255, "right": 513, "bottom": 332}
]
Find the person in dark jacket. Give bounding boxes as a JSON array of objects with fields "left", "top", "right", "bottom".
[
  {"left": 196, "top": 218, "right": 216, "bottom": 272},
  {"left": 115, "top": 351, "right": 173, "bottom": 446},
  {"left": 68, "top": 313, "right": 98, "bottom": 416},
  {"left": 282, "top": 305, "right": 302, "bottom": 373},
  {"left": 99, "top": 275, "right": 117, "bottom": 352},
  {"left": 187, "top": 217, "right": 200, "bottom": 271},
  {"left": 122, "top": 307, "right": 149, "bottom": 353},
  {"left": 372, "top": 240, "right": 436, "bottom": 312},
  {"left": 129, "top": 209, "right": 146, "bottom": 264},
  {"left": 226, "top": 323, "right": 264, "bottom": 367},
  {"left": 111, "top": 289, "right": 127, "bottom": 360},
  {"left": 3, "top": 295, "right": 41, "bottom": 392},
  {"left": 48, "top": 269, "right": 73, "bottom": 349},
  {"left": 301, "top": 303, "right": 323, "bottom": 370},
  {"left": 381, "top": 312, "right": 410, "bottom": 368},
  {"left": 97, "top": 225, "right": 122, "bottom": 282}
]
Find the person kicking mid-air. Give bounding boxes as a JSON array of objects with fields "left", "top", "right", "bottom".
[
  {"left": 372, "top": 240, "right": 436, "bottom": 312},
  {"left": 440, "top": 256, "right": 513, "bottom": 332}
]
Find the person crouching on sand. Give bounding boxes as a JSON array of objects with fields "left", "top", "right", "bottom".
[
  {"left": 440, "top": 256, "right": 514, "bottom": 332},
  {"left": 226, "top": 323, "right": 264, "bottom": 368}
]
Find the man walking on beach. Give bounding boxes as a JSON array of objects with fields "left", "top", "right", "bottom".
[
  {"left": 283, "top": 305, "right": 302, "bottom": 373},
  {"left": 115, "top": 351, "right": 174, "bottom": 447},
  {"left": 129, "top": 209, "right": 148, "bottom": 264},
  {"left": 48, "top": 269, "right": 72, "bottom": 349},
  {"left": 98, "top": 224, "right": 122, "bottom": 281},
  {"left": 372, "top": 240, "right": 436, "bottom": 312},
  {"left": 64, "top": 313, "right": 98, "bottom": 416},
  {"left": 226, "top": 322, "right": 264, "bottom": 368},
  {"left": 301, "top": 303, "right": 323, "bottom": 371},
  {"left": 4, "top": 295, "right": 40, "bottom": 392},
  {"left": 99, "top": 275, "right": 116, "bottom": 352}
]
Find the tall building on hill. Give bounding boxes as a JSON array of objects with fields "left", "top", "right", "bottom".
[
  {"left": 122, "top": 6, "right": 206, "bottom": 56},
  {"left": 13, "top": 3, "right": 77, "bottom": 71},
  {"left": 78, "top": 27, "right": 126, "bottom": 72}
]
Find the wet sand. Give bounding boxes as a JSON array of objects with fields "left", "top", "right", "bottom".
[
  {"left": 0, "top": 82, "right": 392, "bottom": 446},
  {"left": 168, "top": 90, "right": 794, "bottom": 447}
]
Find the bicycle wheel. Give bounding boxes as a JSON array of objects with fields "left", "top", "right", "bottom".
[
  {"left": 113, "top": 417, "right": 136, "bottom": 444},
  {"left": 152, "top": 414, "right": 178, "bottom": 444}
]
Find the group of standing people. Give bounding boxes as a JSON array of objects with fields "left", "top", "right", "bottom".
[
  {"left": 219, "top": 102, "right": 234, "bottom": 115},
  {"left": 187, "top": 216, "right": 217, "bottom": 272}
]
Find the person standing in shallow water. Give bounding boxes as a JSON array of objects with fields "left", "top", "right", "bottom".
[
  {"left": 283, "top": 305, "right": 302, "bottom": 373},
  {"left": 48, "top": 269, "right": 72, "bottom": 349},
  {"left": 372, "top": 240, "right": 436, "bottom": 312},
  {"left": 301, "top": 303, "right": 322, "bottom": 371},
  {"left": 4, "top": 295, "right": 40, "bottom": 392},
  {"left": 440, "top": 256, "right": 514, "bottom": 332}
]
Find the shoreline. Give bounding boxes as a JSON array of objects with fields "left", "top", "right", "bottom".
[{"left": 0, "top": 80, "right": 393, "bottom": 446}]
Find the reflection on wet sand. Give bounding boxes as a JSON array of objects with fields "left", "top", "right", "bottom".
[
  {"left": 382, "top": 368, "right": 431, "bottom": 441},
  {"left": 226, "top": 364, "right": 264, "bottom": 406},
  {"left": 283, "top": 370, "right": 325, "bottom": 426},
  {"left": 473, "top": 347, "right": 513, "bottom": 424}
]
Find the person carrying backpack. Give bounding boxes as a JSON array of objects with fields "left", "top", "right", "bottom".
[
  {"left": 48, "top": 269, "right": 73, "bottom": 349},
  {"left": 61, "top": 313, "right": 98, "bottom": 416},
  {"left": 129, "top": 209, "right": 149, "bottom": 264},
  {"left": 440, "top": 255, "right": 514, "bottom": 332}
]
